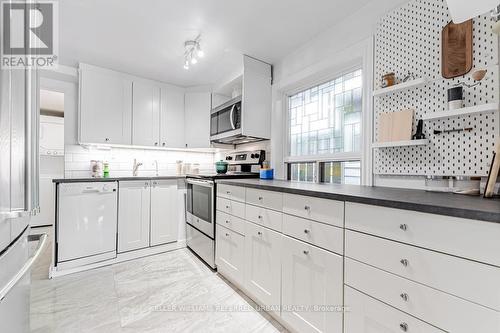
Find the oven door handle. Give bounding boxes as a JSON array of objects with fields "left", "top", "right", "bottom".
[{"left": 186, "top": 179, "right": 214, "bottom": 187}]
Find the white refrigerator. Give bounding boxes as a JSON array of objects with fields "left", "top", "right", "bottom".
[{"left": 0, "top": 6, "right": 47, "bottom": 331}]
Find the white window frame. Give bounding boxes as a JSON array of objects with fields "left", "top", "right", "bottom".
[{"left": 284, "top": 65, "right": 367, "bottom": 184}]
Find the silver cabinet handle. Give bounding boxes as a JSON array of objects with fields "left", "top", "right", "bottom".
[
  {"left": 225, "top": 220, "right": 230, "bottom": 224},
  {"left": 304, "top": 229, "right": 310, "bottom": 234},
  {"left": 399, "top": 224, "right": 408, "bottom": 231},
  {"left": 304, "top": 205, "right": 311, "bottom": 211},
  {"left": 0, "top": 233, "right": 47, "bottom": 302},
  {"left": 154, "top": 142, "right": 158, "bottom": 146},
  {"left": 399, "top": 323, "right": 408, "bottom": 332},
  {"left": 105, "top": 138, "right": 110, "bottom": 142},
  {"left": 226, "top": 191, "right": 231, "bottom": 194},
  {"left": 225, "top": 233, "right": 229, "bottom": 237},
  {"left": 258, "top": 215, "right": 263, "bottom": 219},
  {"left": 257, "top": 231, "right": 262, "bottom": 236},
  {"left": 162, "top": 142, "right": 166, "bottom": 147},
  {"left": 303, "top": 250, "right": 309, "bottom": 255},
  {"left": 258, "top": 196, "right": 263, "bottom": 200},
  {"left": 226, "top": 205, "right": 230, "bottom": 209},
  {"left": 400, "top": 293, "right": 409, "bottom": 302},
  {"left": 400, "top": 259, "right": 409, "bottom": 267}
]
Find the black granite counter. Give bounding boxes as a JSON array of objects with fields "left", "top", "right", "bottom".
[
  {"left": 216, "top": 179, "right": 500, "bottom": 223},
  {"left": 53, "top": 176, "right": 185, "bottom": 183}
]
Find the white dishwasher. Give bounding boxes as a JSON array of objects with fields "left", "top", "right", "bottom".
[{"left": 57, "top": 182, "right": 118, "bottom": 264}]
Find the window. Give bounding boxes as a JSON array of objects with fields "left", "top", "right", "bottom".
[{"left": 286, "top": 69, "right": 363, "bottom": 185}]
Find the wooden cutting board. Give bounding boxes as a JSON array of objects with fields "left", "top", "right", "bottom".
[
  {"left": 391, "top": 109, "right": 414, "bottom": 141},
  {"left": 378, "top": 112, "right": 392, "bottom": 142},
  {"left": 442, "top": 20, "right": 473, "bottom": 79}
]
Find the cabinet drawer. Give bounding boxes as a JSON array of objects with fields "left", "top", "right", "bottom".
[
  {"left": 345, "top": 202, "right": 500, "bottom": 267},
  {"left": 216, "top": 224, "right": 245, "bottom": 286},
  {"left": 345, "top": 286, "right": 445, "bottom": 333},
  {"left": 217, "top": 197, "right": 245, "bottom": 218},
  {"left": 346, "top": 230, "right": 500, "bottom": 311},
  {"left": 281, "top": 236, "right": 343, "bottom": 333},
  {"left": 245, "top": 204, "right": 283, "bottom": 232},
  {"left": 246, "top": 188, "right": 283, "bottom": 211},
  {"left": 283, "top": 194, "right": 343, "bottom": 227},
  {"left": 217, "top": 184, "right": 245, "bottom": 203},
  {"left": 283, "top": 214, "right": 343, "bottom": 255},
  {"left": 216, "top": 210, "right": 245, "bottom": 235},
  {"left": 345, "top": 258, "right": 500, "bottom": 333}
]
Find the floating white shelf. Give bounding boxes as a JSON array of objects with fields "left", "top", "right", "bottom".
[
  {"left": 372, "top": 78, "right": 427, "bottom": 97},
  {"left": 422, "top": 103, "right": 499, "bottom": 121},
  {"left": 372, "top": 139, "right": 429, "bottom": 148}
]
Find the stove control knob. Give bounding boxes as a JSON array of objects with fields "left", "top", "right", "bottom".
[
  {"left": 254, "top": 153, "right": 260, "bottom": 159},
  {"left": 250, "top": 154, "right": 255, "bottom": 159},
  {"left": 226, "top": 156, "right": 232, "bottom": 160}
]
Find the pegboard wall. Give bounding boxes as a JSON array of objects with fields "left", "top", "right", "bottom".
[{"left": 373, "top": 0, "right": 499, "bottom": 176}]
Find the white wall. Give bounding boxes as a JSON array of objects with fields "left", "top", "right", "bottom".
[{"left": 269, "top": 0, "right": 412, "bottom": 184}]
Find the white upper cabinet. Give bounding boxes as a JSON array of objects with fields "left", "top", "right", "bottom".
[
  {"left": 185, "top": 91, "right": 211, "bottom": 148},
  {"left": 79, "top": 63, "right": 132, "bottom": 145},
  {"left": 150, "top": 180, "right": 179, "bottom": 246},
  {"left": 160, "top": 86, "right": 185, "bottom": 148},
  {"left": 132, "top": 80, "right": 161, "bottom": 147}
]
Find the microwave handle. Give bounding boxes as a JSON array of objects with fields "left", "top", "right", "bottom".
[{"left": 229, "top": 104, "right": 236, "bottom": 130}]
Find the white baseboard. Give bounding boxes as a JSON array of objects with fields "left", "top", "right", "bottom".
[{"left": 50, "top": 240, "right": 187, "bottom": 278}]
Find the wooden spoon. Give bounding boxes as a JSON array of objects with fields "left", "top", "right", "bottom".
[{"left": 472, "top": 69, "right": 487, "bottom": 81}]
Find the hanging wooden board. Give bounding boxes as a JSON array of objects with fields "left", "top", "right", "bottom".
[{"left": 442, "top": 20, "right": 473, "bottom": 78}]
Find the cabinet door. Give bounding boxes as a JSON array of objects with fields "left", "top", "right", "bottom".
[
  {"left": 118, "top": 181, "right": 151, "bottom": 252},
  {"left": 150, "top": 180, "right": 178, "bottom": 246},
  {"left": 79, "top": 64, "right": 132, "bottom": 145},
  {"left": 184, "top": 92, "right": 211, "bottom": 148},
  {"left": 281, "top": 236, "right": 343, "bottom": 333},
  {"left": 216, "top": 224, "right": 245, "bottom": 286},
  {"left": 244, "top": 222, "right": 282, "bottom": 312},
  {"left": 132, "top": 81, "right": 160, "bottom": 147},
  {"left": 160, "top": 87, "right": 185, "bottom": 148}
]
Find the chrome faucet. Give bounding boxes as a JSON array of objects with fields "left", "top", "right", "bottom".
[
  {"left": 133, "top": 159, "right": 143, "bottom": 176},
  {"left": 154, "top": 160, "right": 159, "bottom": 177}
]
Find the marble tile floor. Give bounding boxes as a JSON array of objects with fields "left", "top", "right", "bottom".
[{"left": 29, "top": 227, "right": 287, "bottom": 333}]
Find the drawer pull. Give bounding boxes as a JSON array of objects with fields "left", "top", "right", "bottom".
[
  {"left": 400, "top": 293, "right": 409, "bottom": 302},
  {"left": 226, "top": 191, "right": 231, "bottom": 194},
  {"left": 257, "top": 231, "right": 262, "bottom": 236},
  {"left": 303, "top": 250, "right": 309, "bottom": 255},
  {"left": 225, "top": 233, "right": 229, "bottom": 237},
  {"left": 400, "top": 259, "right": 409, "bottom": 267},
  {"left": 399, "top": 323, "right": 408, "bottom": 332},
  {"left": 304, "top": 229, "right": 310, "bottom": 234},
  {"left": 258, "top": 215, "right": 263, "bottom": 219},
  {"left": 258, "top": 196, "right": 263, "bottom": 200},
  {"left": 225, "top": 220, "right": 230, "bottom": 224},
  {"left": 304, "top": 205, "right": 311, "bottom": 211},
  {"left": 399, "top": 224, "right": 408, "bottom": 231},
  {"left": 226, "top": 205, "right": 230, "bottom": 209}
]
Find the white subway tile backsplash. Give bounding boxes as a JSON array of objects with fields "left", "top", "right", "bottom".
[{"left": 63, "top": 144, "right": 216, "bottom": 178}]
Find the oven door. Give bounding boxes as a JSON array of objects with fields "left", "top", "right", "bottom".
[{"left": 185, "top": 179, "right": 214, "bottom": 238}]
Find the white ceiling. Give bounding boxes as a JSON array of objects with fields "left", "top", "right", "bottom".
[{"left": 59, "top": 0, "right": 373, "bottom": 87}]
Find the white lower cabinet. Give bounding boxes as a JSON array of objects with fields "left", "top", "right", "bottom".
[
  {"left": 118, "top": 181, "right": 151, "bottom": 253},
  {"left": 216, "top": 224, "right": 245, "bottom": 286},
  {"left": 244, "top": 222, "right": 282, "bottom": 313},
  {"left": 281, "top": 235, "right": 343, "bottom": 333},
  {"left": 344, "top": 286, "right": 445, "bottom": 333},
  {"left": 150, "top": 180, "right": 179, "bottom": 246}
]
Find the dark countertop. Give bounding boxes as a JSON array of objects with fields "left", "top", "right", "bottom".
[
  {"left": 216, "top": 179, "right": 500, "bottom": 223},
  {"left": 53, "top": 176, "right": 185, "bottom": 183}
]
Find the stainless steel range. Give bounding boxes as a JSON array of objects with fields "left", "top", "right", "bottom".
[{"left": 185, "top": 150, "right": 264, "bottom": 268}]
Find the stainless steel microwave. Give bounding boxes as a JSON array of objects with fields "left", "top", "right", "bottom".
[{"left": 210, "top": 96, "right": 242, "bottom": 141}]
